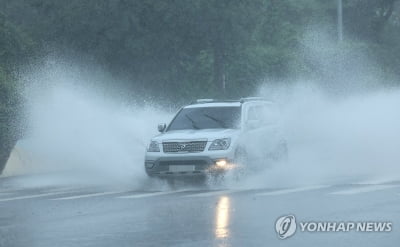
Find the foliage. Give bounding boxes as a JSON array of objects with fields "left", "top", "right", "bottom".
[{"left": 0, "top": 12, "right": 31, "bottom": 172}]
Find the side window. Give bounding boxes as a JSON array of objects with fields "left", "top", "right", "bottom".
[
  {"left": 258, "top": 105, "right": 278, "bottom": 124},
  {"left": 246, "top": 104, "right": 277, "bottom": 125},
  {"left": 247, "top": 107, "right": 259, "bottom": 121}
]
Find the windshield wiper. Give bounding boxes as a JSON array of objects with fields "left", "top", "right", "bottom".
[
  {"left": 185, "top": 114, "right": 200, "bottom": 129},
  {"left": 202, "top": 113, "right": 228, "bottom": 128}
]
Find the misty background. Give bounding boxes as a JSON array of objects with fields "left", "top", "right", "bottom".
[{"left": 1, "top": 0, "right": 400, "bottom": 179}]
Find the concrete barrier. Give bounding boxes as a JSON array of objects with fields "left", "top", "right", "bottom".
[
  {"left": 1, "top": 140, "right": 48, "bottom": 177},
  {"left": 2, "top": 144, "right": 30, "bottom": 177}
]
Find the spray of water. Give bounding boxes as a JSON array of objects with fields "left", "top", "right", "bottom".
[
  {"left": 9, "top": 30, "right": 400, "bottom": 190},
  {"left": 231, "top": 84, "right": 400, "bottom": 189},
  {"left": 232, "top": 31, "right": 400, "bottom": 189},
  {"left": 12, "top": 59, "right": 172, "bottom": 189}
]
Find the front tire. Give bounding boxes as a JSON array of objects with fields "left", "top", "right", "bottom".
[
  {"left": 272, "top": 142, "right": 288, "bottom": 162},
  {"left": 232, "top": 147, "right": 248, "bottom": 180}
]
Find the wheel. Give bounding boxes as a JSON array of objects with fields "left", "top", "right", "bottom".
[
  {"left": 232, "top": 147, "right": 248, "bottom": 180},
  {"left": 272, "top": 141, "right": 288, "bottom": 162},
  {"left": 234, "top": 147, "right": 248, "bottom": 167},
  {"left": 166, "top": 177, "right": 176, "bottom": 188}
]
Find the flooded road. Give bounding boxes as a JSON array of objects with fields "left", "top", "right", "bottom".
[{"left": 1, "top": 175, "right": 399, "bottom": 247}]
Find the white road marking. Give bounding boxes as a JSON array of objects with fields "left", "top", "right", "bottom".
[
  {"left": 0, "top": 191, "right": 71, "bottom": 202},
  {"left": 0, "top": 192, "right": 14, "bottom": 197},
  {"left": 0, "top": 188, "right": 25, "bottom": 193},
  {"left": 0, "top": 186, "right": 79, "bottom": 194},
  {"left": 51, "top": 191, "right": 126, "bottom": 200},
  {"left": 183, "top": 190, "right": 239, "bottom": 198},
  {"left": 330, "top": 184, "right": 399, "bottom": 195},
  {"left": 45, "top": 187, "right": 83, "bottom": 193},
  {"left": 352, "top": 178, "right": 400, "bottom": 185},
  {"left": 118, "top": 190, "right": 187, "bottom": 199},
  {"left": 256, "top": 185, "right": 329, "bottom": 196}
]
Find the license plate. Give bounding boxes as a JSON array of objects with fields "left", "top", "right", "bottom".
[{"left": 169, "top": 165, "right": 195, "bottom": 172}]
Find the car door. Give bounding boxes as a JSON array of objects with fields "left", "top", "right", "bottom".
[{"left": 241, "top": 103, "right": 281, "bottom": 166}]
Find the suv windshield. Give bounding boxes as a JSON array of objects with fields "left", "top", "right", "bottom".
[{"left": 167, "top": 106, "right": 241, "bottom": 131}]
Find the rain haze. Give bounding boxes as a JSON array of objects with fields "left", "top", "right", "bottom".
[{"left": 0, "top": 1, "right": 400, "bottom": 247}]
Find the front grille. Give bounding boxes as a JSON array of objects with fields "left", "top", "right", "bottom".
[{"left": 162, "top": 141, "right": 207, "bottom": 153}]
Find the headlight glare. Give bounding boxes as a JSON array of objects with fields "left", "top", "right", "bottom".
[
  {"left": 209, "top": 138, "right": 231, "bottom": 150},
  {"left": 215, "top": 159, "right": 227, "bottom": 167}
]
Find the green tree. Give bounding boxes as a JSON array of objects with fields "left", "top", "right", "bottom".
[{"left": 0, "top": 12, "right": 32, "bottom": 172}]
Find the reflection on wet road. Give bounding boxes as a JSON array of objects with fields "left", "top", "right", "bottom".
[
  {"left": 215, "top": 196, "right": 230, "bottom": 239},
  {"left": 1, "top": 177, "right": 400, "bottom": 247}
]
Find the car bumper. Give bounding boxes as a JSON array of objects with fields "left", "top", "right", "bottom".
[{"left": 144, "top": 151, "right": 236, "bottom": 177}]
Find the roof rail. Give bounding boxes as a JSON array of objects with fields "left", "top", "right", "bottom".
[
  {"left": 189, "top": 99, "right": 214, "bottom": 104},
  {"left": 239, "top": 97, "right": 269, "bottom": 103},
  {"left": 189, "top": 97, "right": 270, "bottom": 105},
  {"left": 196, "top": 99, "right": 214, "bottom": 103},
  {"left": 190, "top": 99, "right": 239, "bottom": 104}
]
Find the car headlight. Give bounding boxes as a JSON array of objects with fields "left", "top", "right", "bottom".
[
  {"left": 209, "top": 138, "right": 231, "bottom": 150},
  {"left": 147, "top": 141, "right": 160, "bottom": 152}
]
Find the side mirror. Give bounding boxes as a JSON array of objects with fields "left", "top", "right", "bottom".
[
  {"left": 245, "top": 120, "right": 260, "bottom": 130},
  {"left": 158, "top": 123, "right": 166, "bottom": 132}
]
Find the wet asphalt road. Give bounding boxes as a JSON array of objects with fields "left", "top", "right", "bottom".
[{"left": 0, "top": 176, "right": 399, "bottom": 247}]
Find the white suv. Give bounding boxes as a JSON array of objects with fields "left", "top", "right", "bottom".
[{"left": 144, "top": 98, "right": 287, "bottom": 179}]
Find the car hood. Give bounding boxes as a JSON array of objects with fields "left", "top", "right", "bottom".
[{"left": 152, "top": 129, "right": 240, "bottom": 142}]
